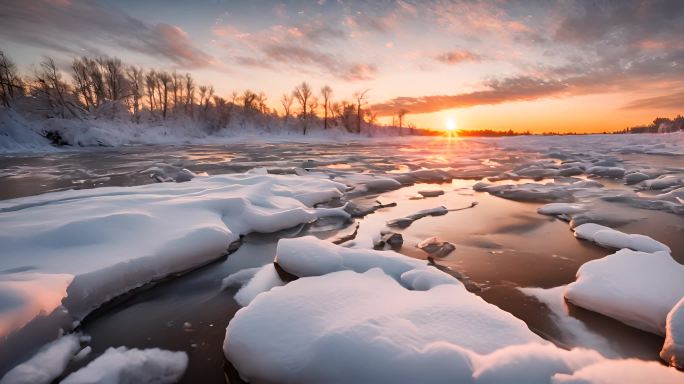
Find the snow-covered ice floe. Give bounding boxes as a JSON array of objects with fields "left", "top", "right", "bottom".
[
  {"left": 0, "top": 334, "right": 81, "bottom": 384},
  {"left": 572, "top": 223, "right": 671, "bottom": 253},
  {"left": 565, "top": 249, "right": 684, "bottom": 335},
  {"left": 61, "top": 347, "right": 187, "bottom": 384},
  {"left": 0, "top": 174, "right": 348, "bottom": 335},
  {"left": 223, "top": 237, "right": 682, "bottom": 383},
  {"left": 473, "top": 180, "right": 605, "bottom": 202}
]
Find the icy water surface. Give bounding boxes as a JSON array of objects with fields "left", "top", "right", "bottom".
[{"left": 1, "top": 135, "right": 683, "bottom": 382}]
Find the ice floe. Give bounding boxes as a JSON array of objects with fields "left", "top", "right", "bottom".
[
  {"left": 61, "top": 347, "right": 187, "bottom": 384},
  {"left": 565, "top": 249, "right": 684, "bottom": 335},
  {"left": 0, "top": 174, "right": 348, "bottom": 332},
  {"left": 231, "top": 264, "right": 284, "bottom": 306},
  {"left": 224, "top": 268, "right": 543, "bottom": 383},
  {"left": 0, "top": 334, "right": 81, "bottom": 384},
  {"left": 274, "top": 236, "right": 429, "bottom": 283},
  {"left": 474, "top": 180, "right": 605, "bottom": 202},
  {"left": 572, "top": 223, "right": 671, "bottom": 253},
  {"left": 537, "top": 203, "right": 588, "bottom": 216}
]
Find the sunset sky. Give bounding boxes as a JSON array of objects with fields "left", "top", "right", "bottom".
[{"left": 2, "top": 0, "right": 683, "bottom": 133}]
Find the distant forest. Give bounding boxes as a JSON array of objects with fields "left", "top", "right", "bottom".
[
  {"left": 627, "top": 116, "right": 684, "bottom": 134},
  {"left": 0, "top": 50, "right": 420, "bottom": 136}
]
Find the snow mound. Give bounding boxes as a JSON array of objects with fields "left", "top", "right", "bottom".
[
  {"left": 61, "top": 347, "right": 188, "bottom": 384},
  {"left": 0, "top": 174, "right": 347, "bottom": 329},
  {"left": 661, "top": 296, "right": 684, "bottom": 369},
  {"left": 565, "top": 249, "right": 684, "bottom": 335},
  {"left": 224, "top": 268, "right": 544, "bottom": 383},
  {"left": 274, "top": 236, "right": 448, "bottom": 289},
  {"left": 0, "top": 334, "right": 80, "bottom": 384},
  {"left": 572, "top": 223, "right": 671, "bottom": 253}
]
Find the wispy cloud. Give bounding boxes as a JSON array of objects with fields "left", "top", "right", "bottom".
[
  {"left": 0, "top": 0, "right": 215, "bottom": 68},
  {"left": 214, "top": 20, "right": 376, "bottom": 81},
  {"left": 435, "top": 50, "right": 480, "bottom": 65},
  {"left": 372, "top": 76, "right": 568, "bottom": 116},
  {"left": 622, "top": 90, "right": 684, "bottom": 110}
]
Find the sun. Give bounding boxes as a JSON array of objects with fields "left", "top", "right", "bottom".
[{"left": 446, "top": 117, "right": 456, "bottom": 132}]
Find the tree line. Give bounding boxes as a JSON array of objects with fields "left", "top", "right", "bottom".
[
  {"left": 0, "top": 50, "right": 417, "bottom": 136},
  {"left": 627, "top": 116, "right": 684, "bottom": 134}
]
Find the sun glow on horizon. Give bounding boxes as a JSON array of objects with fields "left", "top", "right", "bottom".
[{"left": 446, "top": 117, "right": 457, "bottom": 132}]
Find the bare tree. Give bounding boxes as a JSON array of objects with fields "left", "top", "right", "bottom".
[
  {"left": 184, "top": 73, "right": 195, "bottom": 115},
  {"left": 126, "top": 66, "right": 144, "bottom": 122},
  {"left": 0, "top": 51, "right": 22, "bottom": 107},
  {"left": 145, "top": 70, "right": 158, "bottom": 114},
  {"left": 366, "top": 110, "right": 378, "bottom": 137},
  {"left": 336, "top": 101, "right": 356, "bottom": 133},
  {"left": 280, "top": 93, "right": 293, "bottom": 122},
  {"left": 397, "top": 108, "right": 408, "bottom": 135},
  {"left": 171, "top": 71, "right": 181, "bottom": 114},
  {"left": 33, "top": 57, "right": 80, "bottom": 118},
  {"left": 198, "top": 85, "right": 207, "bottom": 112},
  {"left": 241, "top": 89, "right": 258, "bottom": 115},
  {"left": 157, "top": 72, "right": 171, "bottom": 119},
  {"left": 72, "top": 57, "right": 94, "bottom": 110},
  {"left": 256, "top": 92, "right": 268, "bottom": 114},
  {"left": 353, "top": 89, "right": 370, "bottom": 134},
  {"left": 86, "top": 58, "right": 105, "bottom": 107},
  {"left": 102, "top": 57, "right": 125, "bottom": 102},
  {"left": 320, "top": 85, "right": 332, "bottom": 130},
  {"left": 204, "top": 86, "right": 214, "bottom": 112},
  {"left": 293, "top": 82, "right": 313, "bottom": 134}
]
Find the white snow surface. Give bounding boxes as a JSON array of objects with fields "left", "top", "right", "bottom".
[
  {"left": 224, "top": 238, "right": 683, "bottom": 383},
  {"left": 0, "top": 109, "right": 389, "bottom": 154},
  {"left": 0, "top": 174, "right": 347, "bottom": 330},
  {"left": 274, "top": 236, "right": 431, "bottom": 284},
  {"left": 224, "top": 268, "right": 545, "bottom": 383},
  {"left": 661, "top": 296, "right": 684, "bottom": 369},
  {"left": 0, "top": 334, "right": 80, "bottom": 384},
  {"left": 61, "top": 347, "right": 188, "bottom": 384},
  {"left": 565, "top": 249, "right": 684, "bottom": 335},
  {"left": 572, "top": 223, "right": 671, "bottom": 253}
]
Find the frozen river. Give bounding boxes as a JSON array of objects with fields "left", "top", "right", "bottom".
[{"left": 1, "top": 135, "right": 683, "bottom": 382}]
